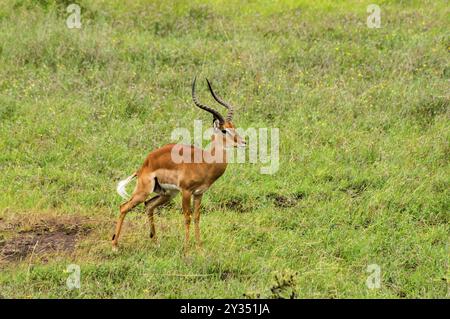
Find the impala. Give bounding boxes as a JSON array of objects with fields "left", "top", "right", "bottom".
[{"left": 112, "top": 77, "right": 246, "bottom": 251}]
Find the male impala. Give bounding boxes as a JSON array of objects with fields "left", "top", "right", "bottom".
[{"left": 112, "top": 77, "right": 246, "bottom": 251}]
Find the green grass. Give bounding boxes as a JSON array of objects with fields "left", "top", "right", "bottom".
[{"left": 0, "top": 0, "right": 448, "bottom": 298}]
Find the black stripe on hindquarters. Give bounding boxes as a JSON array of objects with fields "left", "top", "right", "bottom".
[
  {"left": 144, "top": 177, "right": 163, "bottom": 207},
  {"left": 153, "top": 176, "right": 162, "bottom": 194}
]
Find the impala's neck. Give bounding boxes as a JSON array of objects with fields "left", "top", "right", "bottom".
[{"left": 207, "top": 138, "right": 230, "bottom": 165}]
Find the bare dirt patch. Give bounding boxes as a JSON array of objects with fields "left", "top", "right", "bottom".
[
  {"left": 219, "top": 196, "right": 256, "bottom": 213},
  {"left": 222, "top": 197, "right": 247, "bottom": 212},
  {"left": 0, "top": 216, "right": 92, "bottom": 263},
  {"left": 266, "top": 192, "right": 305, "bottom": 208}
]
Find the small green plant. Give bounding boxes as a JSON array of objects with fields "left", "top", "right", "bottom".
[{"left": 269, "top": 271, "right": 298, "bottom": 299}]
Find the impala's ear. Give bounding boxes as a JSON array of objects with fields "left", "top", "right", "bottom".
[{"left": 213, "top": 118, "right": 221, "bottom": 130}]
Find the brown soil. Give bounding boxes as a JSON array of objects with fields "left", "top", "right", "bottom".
[
  {"left": 223, "top": 197, "right": 247, "bottom": 212},
  {"left": 266, "top": 192, "right": 305, "bottom": 208},
  {"left": 0, "top": 217, "right": 91, "bottom": 262}
]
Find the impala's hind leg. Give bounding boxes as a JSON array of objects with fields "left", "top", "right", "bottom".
[
  {"left": 145, "top": 194, "right": 172, "bottom": 241},
  {"left": 112, "top": 177, "right": 154, "bottom": 251}
]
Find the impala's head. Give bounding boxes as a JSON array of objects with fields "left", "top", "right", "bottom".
[
  {"left": 211, "top": 118, "right": 246, "bottom": 149},
  {"left": 192, "top": 77, "right": 246, "bottom": 149}
]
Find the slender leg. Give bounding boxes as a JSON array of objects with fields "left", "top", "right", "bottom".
[
  {"left": 112, "top": 177, "right": 153, "bottom": 251},
  {"left": 193, "top": 194, "right": 203, "bottom": 247},
  {"left": 145, "top": 194, "right": 171, "bottom": 241},
  {"left": 181, "top": 189, "right": 192, "bottom": 252},
  {"left": 112, "top": 191, "right": 148, "bottom": 250}
]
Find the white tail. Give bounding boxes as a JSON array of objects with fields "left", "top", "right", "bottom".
[{"left": 116, "top": 173, "right": 136, "bottom": 199}]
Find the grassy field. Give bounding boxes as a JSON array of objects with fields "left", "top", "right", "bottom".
[{"left": 0, "top": 0, "right": 448, "bottom": 298}]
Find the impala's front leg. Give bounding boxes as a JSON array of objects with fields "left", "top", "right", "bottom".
[
  {"left": 181, "top": 189, "right": 192, "bottom": 252},
  {"left": 193, "top": 194, "right": 203, "bottom": 247}
]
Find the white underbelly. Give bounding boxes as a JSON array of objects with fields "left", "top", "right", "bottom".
[
  {"left": 193, "top": 186, "right": 209, "bottom": 195},
  {"left": 157, "top": 181, "right": 208, "bottom": 196},
  {"left": 160, "top": 183, "right": 180, "bottom": 192}
]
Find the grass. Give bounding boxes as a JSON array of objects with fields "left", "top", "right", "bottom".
[{"left": 0, "top": 0, "right": 448, "bottom": 298}]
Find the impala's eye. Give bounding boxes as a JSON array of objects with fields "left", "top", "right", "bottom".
[{"left": 221, "top": 129, "right": 227, "bottom": 134}]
